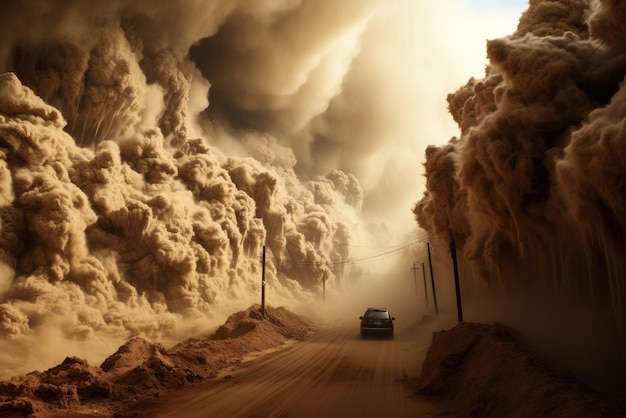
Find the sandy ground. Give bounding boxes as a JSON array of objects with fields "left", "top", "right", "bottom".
[
  {"left": 125, "top": 317, "right": 448, "bottom": 418},
  {"left": 1, "top": 305, "right": 625, "bottom": 418}
]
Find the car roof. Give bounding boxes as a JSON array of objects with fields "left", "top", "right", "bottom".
[{"left": 365, "top": 307, "right": 388, "bottom": 311}]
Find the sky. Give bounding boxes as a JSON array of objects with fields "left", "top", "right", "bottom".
[
  {"left": 2, "top": 0, "right": 625, "bottom": 391},
  {"left": 470, "top": 0, "right": 528, "bottom": 10},
  {"left": 350, "top": 0, "right": 528, "bottom": 239}
]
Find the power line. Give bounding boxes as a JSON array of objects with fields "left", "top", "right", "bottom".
[
  {"left": 268, "top": 234, "right": 430, "bottom": 267},
  {"left": 332, "top": 241, "right": 418, "bottom": 266}
]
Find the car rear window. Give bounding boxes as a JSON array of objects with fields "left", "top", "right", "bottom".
[{"left": 365, "top": 310, "right": 389, "bottom": 319}]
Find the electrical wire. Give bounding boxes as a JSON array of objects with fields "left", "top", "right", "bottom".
[{"left": 267, "top": 232, "right": 432, "bottom": 267}]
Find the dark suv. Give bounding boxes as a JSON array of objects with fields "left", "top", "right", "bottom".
[{"left": 359, "top": 308, "right": 394, "bottom": 338}]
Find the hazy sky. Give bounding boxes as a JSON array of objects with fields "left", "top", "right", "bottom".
[
  {"left": 469, "top": 0, "right": 528, "bottom": 11},
  {"left": 345, "top": 0, "right": 529, "bottom": 242}
]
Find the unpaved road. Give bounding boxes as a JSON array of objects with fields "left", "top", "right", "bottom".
[{"left": 134, "top": 317, "right": 451, "bottom": 418}]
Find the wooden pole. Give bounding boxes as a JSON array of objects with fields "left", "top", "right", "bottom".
[
  {"left": 427, "top": 242, "right": 438, "bottom": 314},
  {"left": 421, "top": 262, "right": 429, "bottom": 310},
  {"left": 261, "top": 245, "right": 266, "bottom": 318},
  {"left": 449, "top": 230, "right": 463, "bottom": 323},
  {"left": 412, "top": 262, "right": 418, "bottom": 297}
]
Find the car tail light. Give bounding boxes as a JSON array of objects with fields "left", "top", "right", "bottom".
[{"left": 361, "top": 319, "right": 367, "bottom": 325}]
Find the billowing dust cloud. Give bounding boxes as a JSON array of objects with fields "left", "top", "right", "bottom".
[
  {"left": 0, "top": 0, "right": 403, "bottom": 377},
  {"left": 414, "top": 0, "right": 626, "bottom": 383}
]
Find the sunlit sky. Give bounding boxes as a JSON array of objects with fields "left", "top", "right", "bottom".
[
  {"left": 470, "top": 0, "right": 528, "bottom": 11},
  {"left": 354, "top": 0, "right": 530, "bottom": 243},
  {"left": 462, "top": 0, "right": 529, "bottom": 72}
]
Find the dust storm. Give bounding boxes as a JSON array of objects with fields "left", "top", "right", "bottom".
[
  {"left": 0, "top": 0, "right": 505, "bottom": 379},
  {"left": 1, "top": 0, "right": 620, "bottom": 393},
  {"left": 414, "top": 0, "right": 626, "bottom": 385}
]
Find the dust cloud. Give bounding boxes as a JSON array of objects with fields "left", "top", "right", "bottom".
[
  {"left": 0, "top": 0, "right": 510, "bottom": 379},
  {"left": 414, "top": 0, "right": 626, "bottom": 387},
  {"left": 0, "top": 0, "right": 368, "bottom": 378}
]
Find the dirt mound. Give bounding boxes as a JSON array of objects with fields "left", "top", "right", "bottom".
[
  {"left": 100, "top": 338, "right": 168, "bottom": 373},
  {"left": 415, "top": 322, "right": 626, "bottom": 418},
  {"left": 214, "top": 305, "right": 312, "bottom": 341},
  {"left": 0, "top": 305, "right": 313, "bottom": 418}
]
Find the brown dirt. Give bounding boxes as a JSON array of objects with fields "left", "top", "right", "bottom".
[
  {"left": 0, "top": 305, "right": 313, "bottom": 418},
  {"left": 414, "top": 322, "right": 626, "bottom": 418},
  {"left": 2, "top": 308, "right": 624, "bottom": 418}
]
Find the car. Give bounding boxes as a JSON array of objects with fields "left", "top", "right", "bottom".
[{"left": 359, "top": 308, "right": 395, "bottom": 338}]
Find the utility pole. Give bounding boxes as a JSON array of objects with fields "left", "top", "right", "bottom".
[
  {"left": 411, "top": 262, "right": 418, "bottom": 297},
  {"left": 412, "top": 262, "right": 429, "bottom": 309},
  {"left": 449, "top": 230, "right": 463, "bottom": 323},
  {"left": 421, "top": 262, "right": 429, "bottom": 310},
  {"left": 427, "top": 242, "right": 438, "bottom": 313},
  {"left": 261, "top": 245, "right": 266, "bottom": 318},
  {"left": 322, "top": 269, "right": 326, "bottom": 303}
]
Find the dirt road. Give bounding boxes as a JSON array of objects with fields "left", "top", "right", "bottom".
[{"left": 141, "top": 317, "right": 450, "bottom": 418}]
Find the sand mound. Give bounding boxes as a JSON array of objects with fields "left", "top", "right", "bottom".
[
  {"left": 0, "top": 305, "right": 313, "bottom": 418},
  {"left": 213, "top": 305, "right": 311, "bottom": 341},
  {"left": 415, "top": 322, "right": 626, "bottom": 418}
]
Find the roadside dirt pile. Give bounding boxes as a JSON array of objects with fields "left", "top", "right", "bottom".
[
  {"left": 415, "top": 322, "right": 626, "bottom": 418},
  {"left": 0, "top": 305, "right": 313, "bottom": 418}
]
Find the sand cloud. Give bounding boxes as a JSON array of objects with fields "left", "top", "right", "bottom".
[
  {"left": 0, "top": 0, "right": 382, "bottom": 376},
  {"left": 414, "top": 0, "right": 626, "bottom": 381}
]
